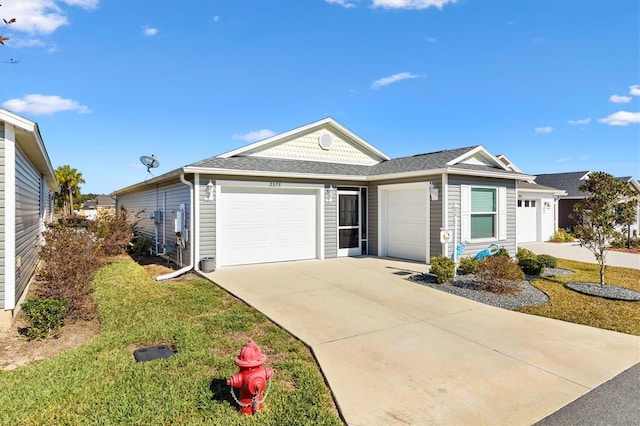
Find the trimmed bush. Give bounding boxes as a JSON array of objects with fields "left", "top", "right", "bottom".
[
  {"left": 494, "top": 247, "right": 511, "bottom": 258},
  {"left": 519, "top": 258, "right": 543, "bottom": 275},
  {"left": 131, "top": 236, "right": 152, "bottom": 255},
  {"left": 536, "top": 254, "right": 557, "bottom": 268},
  {"left": 516, "top": 247, "right": 536, "bottom": 262},
  {"left": 458, "top": 256, "right": 480, "bottom": 275},
  {"left": 21, "top": 297, "right": 69, "bottom": 340},
  {"left": 430, "top": 256, "right": 455, "bottom": 283},
  {"left": 550, "top": 229, "right": 574, "bottom": 242},
  {"left": 476, "top": 256, "right": 524, "bottom": 296}
]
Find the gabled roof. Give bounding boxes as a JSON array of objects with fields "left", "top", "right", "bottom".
[
  {"left": 218, "top": 117, "right": 390, "bottom": 164},
  {"left": 115, "top": 122, "right": 533, "bottom": 194},
  {"left": 534, "top": 171, "right": 591, "bottom": 198},
  {"left": 0, "top": 109, "right": 57, "bottom": 190}
]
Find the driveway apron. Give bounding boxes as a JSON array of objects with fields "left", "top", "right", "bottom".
[{"left": 205, "top": 257, "right": 640, "bottom": 425}]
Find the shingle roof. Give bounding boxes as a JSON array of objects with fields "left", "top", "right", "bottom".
[
  {"left": 518, "top": 181, "right": 563, "bottom": 192},
  {"left": 534, "top": 171, "right": 590, "bottom": 197},
  {"left": 187, "top": 145, "right": 522, "bottom": 179}
]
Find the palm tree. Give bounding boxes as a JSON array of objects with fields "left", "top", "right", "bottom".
[{"left": 55, "top": 165, "right": 85, "bottom": 216}]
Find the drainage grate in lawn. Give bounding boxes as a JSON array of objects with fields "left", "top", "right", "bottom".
[{"left": 133, "top": 345, "right": 175, "bottom": 362}]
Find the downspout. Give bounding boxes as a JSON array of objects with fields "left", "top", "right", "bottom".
[{"left": 157, "top": 173, "right": 194, "bottom": 281}]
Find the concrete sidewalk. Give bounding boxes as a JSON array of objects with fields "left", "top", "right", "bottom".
[
  {"left": 204, "top": 257, "right": 640, "bottom": 425},
  {"left": 521, "top": 242, "right": 640, "bottom": 269}
]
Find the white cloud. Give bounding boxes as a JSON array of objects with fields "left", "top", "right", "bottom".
[
  {"left": 0, "top": 0, "right": 97, "bottom": 35},
  {"left": 2, "top": 94, "right": 91, "bottom": 115},
  {"left": 142, "top": 26, "right": 158, "bottom": 37},
  {"left": 598, "top": 111, "right": 640, "bottom": 126},
  {"left": 371, "top": 72, "right": 420, "bottom": 89},
  {"left": 556, "top": 157, "right": 570, "bottom": 163},
  {"left": 426, "top": 37, "right": 437, "bottom": 44},
  {"left": 326, "top": 0, "right": 357, "bottom": 8},
  {"left": 233, "top": 129, "right": 276, "bottom": 142},
  {"left": 534, "top": 126, "right": 553, "bottom": 134},
  {"left": 10, "top": 38, "right": 46, "bottom": 48},
  {"left": 609, "top": 94, "right": 631, "bottom": 103},
  {"left": 213, "top": 16, "right": 220, "bottom": 23},
  {"left": 372, "top": 0, "right": 457, "bottom": 10},
  {"left": 568, "top": 118, "right": 591, "bottom": 125},
  {"left": 630, "top": 85, "right": 640, "bottom": 96}
]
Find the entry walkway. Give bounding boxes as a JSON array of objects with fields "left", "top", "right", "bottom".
[{"left": 204, "top": 257, "right": 640, "bottom": 425}]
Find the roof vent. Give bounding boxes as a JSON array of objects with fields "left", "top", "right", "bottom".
[{"left": 319, "top": 133, "right": 333, "bottom": 150}]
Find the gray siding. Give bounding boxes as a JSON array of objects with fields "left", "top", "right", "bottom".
[
  {"left": 429, "top": 176, "right": 443, "bottom": 258},
  {"left": 117, "top": 179, "right": 191, "bottom": 266},
  {"left": 324, "top": 185, "right": 337, "bottom": 259},
  {"left": 0, "top": 133, "right": 5, "bottom": 307},
  {"left": 198, "top": 176, "right": 216, "bottom": 262},
  {"left": 15, "top": 147, "right": 42, "bottom": 303},
  {"left": 447, "top": 175, "right": 517, "bottom": 258}
]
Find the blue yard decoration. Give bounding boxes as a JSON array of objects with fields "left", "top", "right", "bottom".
[
  {"left": 451, "top": 240, "right": 468, "bottom": 260},
  {"left": 473, "top": 243, "right": 500, "bottom": 261}
]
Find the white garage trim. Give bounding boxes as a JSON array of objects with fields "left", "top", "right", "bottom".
[
  {"left": 378, "top": 182, "right": 430, "bottom": 263},
  {"left": 216, "top": 180, "right": 324, "bottom": 267}
]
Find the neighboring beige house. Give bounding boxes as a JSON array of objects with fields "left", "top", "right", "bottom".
[
  {"left": 0, "top": 109, "right": 58, "bottom": 329},
  {"left": 114, "top": 118, "right": 534, "bottom": 276},
  {"left": 79, "top": 195, "right": 116, "bottom": 220}
]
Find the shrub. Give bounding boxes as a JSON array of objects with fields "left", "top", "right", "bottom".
[
  {"left": 458, "top": 257, "right": 480, "bottom": 275},
  {"left": 536, "top": 254, "right": 557, "bottom": 268},
  {"left": 88, "top": 207, "right": 134, "bottom": 257},
  {"left": 131, "top": 235, "right": 152, "bottom": 255},
  {"left": 476, "top": 256, "right": 524, "bottom": 296},
  {"left": 37, "top": 224, "right": 99, "bottom": 320},
  {"left": 516, "top": 247, "right": 536, "bottom": 262},
  {"left": 518, "top": 258, "right": 543, "bottom": 275},
  {"left": 550, "top": 229, "right": 574, "bottom": 242},
  {"left": 430, "top": 256, "right": 455, "bottom": 283},
  {"left": 21, "top": 297, "right": 69, "bottom": 340},
  {"left": 494, "top": 247, "right": 511, "bottom": 258}
]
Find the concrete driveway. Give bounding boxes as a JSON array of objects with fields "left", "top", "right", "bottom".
[{"left": 204, "top": 257, "right": 640, "bottom": 425}]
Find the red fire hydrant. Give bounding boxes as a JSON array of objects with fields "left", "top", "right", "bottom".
[{"left": 227, "top": 339, "right": 274, "bottom": 414}]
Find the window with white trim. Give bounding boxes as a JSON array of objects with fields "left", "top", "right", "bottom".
[
  {"left": 471, "top": 188, "right": 497, "bottom": 239},
  {"left": 461, "top": 185, "right": 507, "bottom": 241}
]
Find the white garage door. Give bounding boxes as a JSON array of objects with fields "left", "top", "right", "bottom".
[
  {"left": 218, "top": 186, "right": 318, "bottom": 266},
  {"left": 517, "top": 199, "right": 538, "bottom": 243},
  {"left": 383, "top": 187, "right": 428, "bottom": 262}
]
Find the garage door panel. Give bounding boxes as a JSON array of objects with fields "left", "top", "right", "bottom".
[
  {"left": 384, "top": 188, "right": 428, "bottom": 262},
  {"left": 219, "top": 187, "right": 318, "bottom": 266}
]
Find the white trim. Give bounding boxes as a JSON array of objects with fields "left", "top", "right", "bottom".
[
  {"left": 498, "top": 186, "right": 507, "bottom": 240},
  {"left": 442, "top": 174, "right": 448, "bottom": 258},
  {"left": 4, "top": 125, "right": 16, "bottom": 310},
  {"left": 445, "top": 145, "right": 511, "bottom": 171},
  {"left": 194, "top": 174, "right": 201, "bottom": 271},
  {"left": 218, "top": 118, "right": 390, "bottom": 161}
]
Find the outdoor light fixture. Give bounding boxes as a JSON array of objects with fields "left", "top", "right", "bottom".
[
  {"left": 544, "top": 201, "right": 551, "bottom": 210},
  {"left": 204, "top": 180, "right": 214, "bottom": 201},
  {"left": 429, "top": 182, "right": 439, "bottom": 200},
  {"left": 325, "top": 185, "right": 337, "bottom": 203}
]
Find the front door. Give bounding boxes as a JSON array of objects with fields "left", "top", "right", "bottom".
[{"left": 338, "top": 191, "right": 361, "bottom": 256}]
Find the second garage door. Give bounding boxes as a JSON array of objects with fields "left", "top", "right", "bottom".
[
  {"left": 382, "top": 186, "right": 428, "bottom": 262},
  {"left": 217, "top": 185, "right": 319, "bottom": 267}
]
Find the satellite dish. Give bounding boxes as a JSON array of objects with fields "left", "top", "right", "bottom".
[{"left": 140, "top": 155, "right": 160, "bottom": 172}]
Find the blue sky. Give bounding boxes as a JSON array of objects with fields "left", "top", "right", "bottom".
[{"left": 1, "top": 0, "right": 638, "bottom": 194}]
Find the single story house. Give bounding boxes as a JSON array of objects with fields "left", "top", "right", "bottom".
[
  {"left": 496, "top": 155, "right": 567, "bottom": 243},
  {"left": 534, "top": 171, "right": 640, "bottom": 235},
  {"left": 114, "top": 118, "right": 535, "bottom": 276},
  {"left": 79, "top": 194, "right": 116, "bottom": 220},
  {"left": 0, "top": 109, "right": 58, "bottom": 328}
]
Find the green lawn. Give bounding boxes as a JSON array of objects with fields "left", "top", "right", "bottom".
[
  {"left": 517, "top": 259, "right": 640, "bottom": 336},
  {"left": 0, "top": 260, "right": 342, "bottom": 425}
]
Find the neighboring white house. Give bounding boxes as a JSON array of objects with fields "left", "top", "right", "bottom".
[
  {"left": 496, "top": 155, "right": 567, "bottom": 243},
  {"left": 114, "top": 118, "right": 534, "bottom": 275},
  {"left": 0, "top": 109, "right": 58, "bottom": 329}
]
